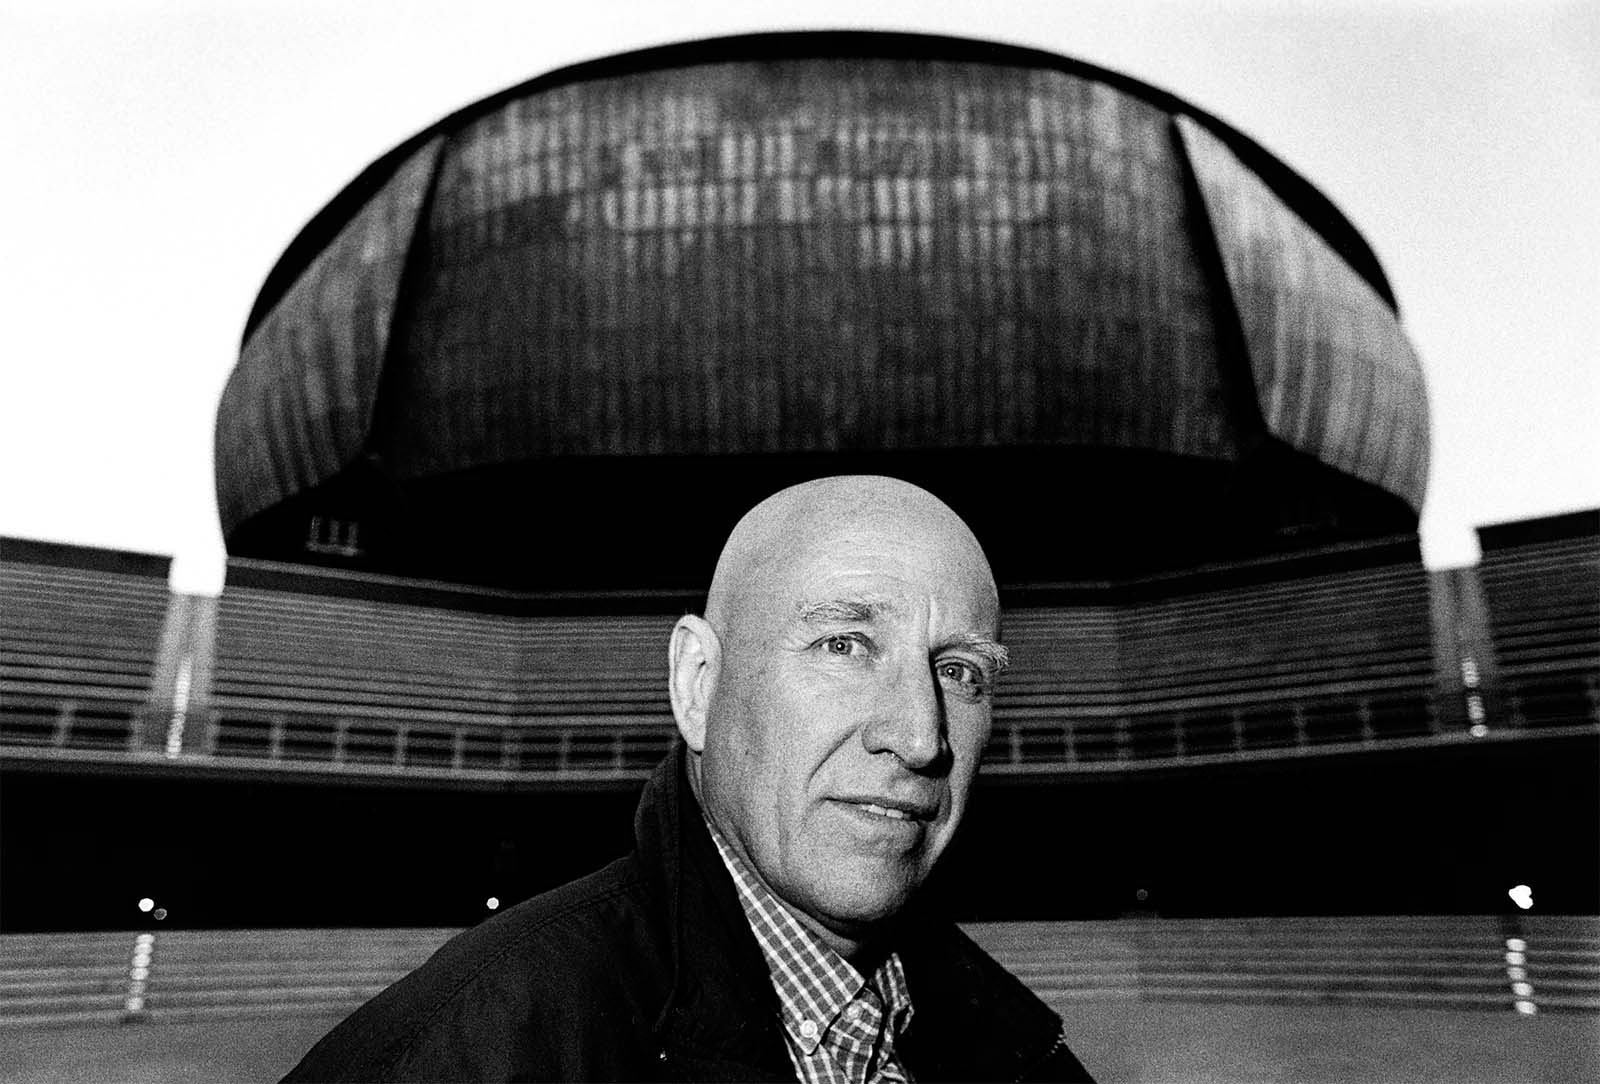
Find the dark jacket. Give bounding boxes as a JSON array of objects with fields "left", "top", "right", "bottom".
[{"left": 284, "top": 747, "right": 1092, "bottom": 1082}]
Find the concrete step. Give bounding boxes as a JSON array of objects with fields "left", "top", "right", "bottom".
[{"left": 1, "top": 919, "right": 1594, "bottom": 1031}]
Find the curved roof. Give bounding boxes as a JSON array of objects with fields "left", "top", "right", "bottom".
[
  {"left": 244, "top": 31, "right": 1396, "bottom": 337},
  {"left": 217, "top": 30, "right": 1428, "bottom": 589}
]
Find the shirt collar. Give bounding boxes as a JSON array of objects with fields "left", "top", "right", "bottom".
[{"left": 702, "top": 814, "right": 914, "bottom": 1057}]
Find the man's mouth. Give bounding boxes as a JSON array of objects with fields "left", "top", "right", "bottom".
[
  {"left": 857, "top": 802, "right": 913, "bottom": 821},
  {"left": 839, "top": 796, "right": 936, "bottom": 822}
]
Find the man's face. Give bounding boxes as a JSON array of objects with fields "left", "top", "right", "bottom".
[{"left": 698, "top": 508, "right": 1001, "bottom": 944}]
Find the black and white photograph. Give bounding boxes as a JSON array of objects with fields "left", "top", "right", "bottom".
[{"left": 1, "top": 2, "right": 1596, "bottom": 1081}]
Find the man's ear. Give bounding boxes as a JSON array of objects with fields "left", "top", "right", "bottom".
[{"left": 668, "top": 614, "right": 721, "bottom": 752}]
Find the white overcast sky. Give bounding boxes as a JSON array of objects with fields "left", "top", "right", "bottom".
[{"left": 1, "top": 0, "right": 1595, "bottom": 593}]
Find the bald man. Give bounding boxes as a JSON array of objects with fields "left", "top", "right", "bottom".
[{"left": 285, "top": 477, "right": 1092, "bottom": 1083}]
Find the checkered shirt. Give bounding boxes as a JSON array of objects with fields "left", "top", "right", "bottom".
[{"left": 705, "top": 818, "right": 915, "bottom": 1084}]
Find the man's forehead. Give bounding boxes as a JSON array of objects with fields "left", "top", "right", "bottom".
[{"left": 706, "top": 476, "right": 998, "bottom": 633}]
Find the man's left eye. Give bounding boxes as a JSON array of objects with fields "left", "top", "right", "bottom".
[{"left": 937, "top": 659, "right": 985, "bottom": 689}]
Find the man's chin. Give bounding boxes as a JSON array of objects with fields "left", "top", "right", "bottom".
[{"left": 809, "top": 869, "right": 922, "bottom": 934}]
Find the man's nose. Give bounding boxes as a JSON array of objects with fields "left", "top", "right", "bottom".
[{"left": 862, "top": 659, "right": 946, "bottom": 771}]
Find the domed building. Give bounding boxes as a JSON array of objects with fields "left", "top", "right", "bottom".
[
  {"left": 9, "top": 33, "right": 1595, "bottom": 944},
  {"left": 215, "top": 31, "right": 1429, "bottom": 593}
]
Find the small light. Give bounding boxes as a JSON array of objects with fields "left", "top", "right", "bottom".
[
  {"left": 1506, "top": 951, "right": 1526, "bottom": 966},
  {"left": 137, "top": 898, "right": 155, "bottom": 913},
  {"left": 1507, "top": 966, "right": 1527, "bottom": 981},
  {"left": 1469, "top": 723, "right": 1489, "bottom": 738},
  {"left": 130, "top": 966, "right": 149, "bottom": 981},
  {"left": 1511, "top": 981, "right": 1533, "bottom": 997},
  {"left": 486, "top": 896, "right": 500, "bottom": 911},
  {"left": 1515, "top": 1000, "right": 1537, "bottom": 1015},
  {"left": 125, "top": 996, "right": 145, "bottom": 1013},
  {"left": 135, "top": 933, "right": 154, "bottom": 946},
  {"left": 1509, "top": 884, "right": 1533, "bottom": 910},
  {"left": 152, "top": 908, "right": 167, "bottom": 921},
  {"left": 1506, "top": 938, "right": 1527, "bottom": 952}
]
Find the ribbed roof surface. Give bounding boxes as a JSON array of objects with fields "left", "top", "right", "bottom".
[{"left": 216, "top": 32, "right": 1429, "bottom": 587}]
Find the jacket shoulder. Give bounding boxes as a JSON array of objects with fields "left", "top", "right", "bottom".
[{"left": 283, "top": 855, "right": 669, "bottom": 1082}]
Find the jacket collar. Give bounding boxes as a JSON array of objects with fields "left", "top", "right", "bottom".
[{"left": 638, "top": 745, "right": 795, "bottom": 1078}]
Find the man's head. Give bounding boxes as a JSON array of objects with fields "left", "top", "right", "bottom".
[{"left": 668, "top": 475, "right": 1004, "bottom": 958}]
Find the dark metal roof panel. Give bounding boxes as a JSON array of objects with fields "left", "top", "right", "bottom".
[
  {"left": 217, "top": 137, "right": 443, "bottom": 533},
  {"left": 1178, "top": 116, "right": 1429, "bottom": 511},
  {"left": 242, "top": 30, "right": 1397, "bottom": 339}
]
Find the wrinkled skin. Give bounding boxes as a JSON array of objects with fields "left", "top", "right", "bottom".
[{"left": 669, "top": 476, "right": 1003, "bottom": 960}]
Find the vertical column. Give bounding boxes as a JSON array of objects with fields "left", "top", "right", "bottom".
[
  {"left": 144, "top": 593, "right": 190, "bottom": 752},
  {"left": 1439, "top": 567, "right": 1498, "bottom": 736},
  {"left": 145, "top": 594, "right": 220, "bottom": 756},
  {"left": 1502, "top": 933, "right": 1538, "bottom": 1015},
  {"left": 123, "top": 932, "right": 155, "bottom": 1019}
]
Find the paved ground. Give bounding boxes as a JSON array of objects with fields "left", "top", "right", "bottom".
[
  {"left": 1, "top": 1013, "right": 340, "bottom": 1083},
  {"left": 3, "top": 1001, "right": 1596, "bottom": 1082},
  {"left": 1063, "top": 1000, "right": 1599, "bottom": 1083}
]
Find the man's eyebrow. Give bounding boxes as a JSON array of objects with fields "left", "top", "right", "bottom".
[
  {"left": 944, "top": 634, "right": 1010, "bottom": 675},
  {"left": 795, "top": 598, "right": 897, "bottom": 624},
  {"left": 795, "top": 599, "right": 1008, "bottom": 671}
]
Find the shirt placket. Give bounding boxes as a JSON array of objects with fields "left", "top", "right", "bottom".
[{"left": 834, "top": 990, "right": 886, "bottom": 1078}]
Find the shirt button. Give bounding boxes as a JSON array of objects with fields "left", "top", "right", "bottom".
[{"left": 799, "top": 1020, "right": 818, "bottom": 1039}]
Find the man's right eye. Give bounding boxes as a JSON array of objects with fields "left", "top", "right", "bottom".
[{"left": 820, "top": 634, "right": 866, "bottom": 656}]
